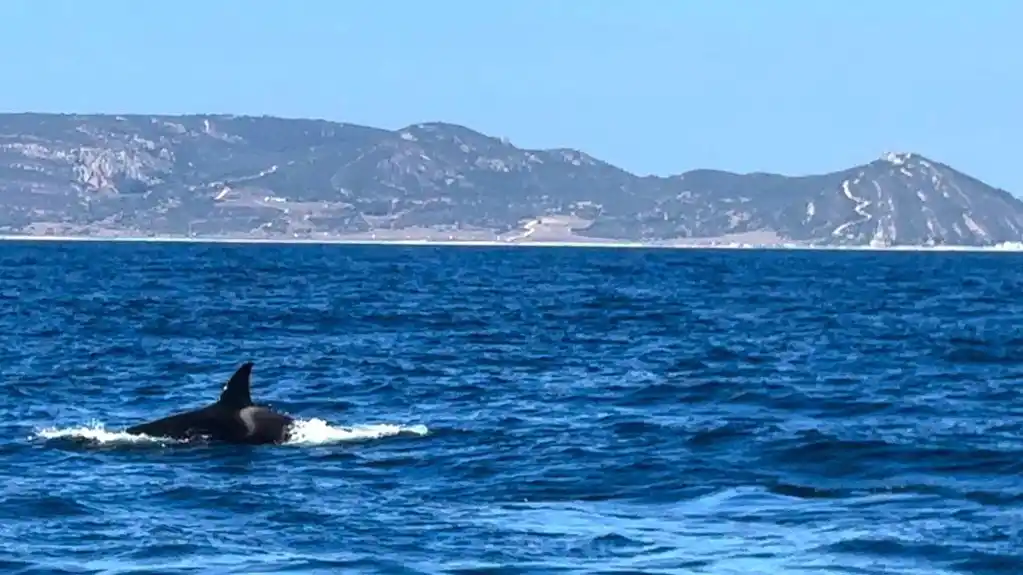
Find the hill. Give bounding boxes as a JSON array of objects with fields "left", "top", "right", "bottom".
[{"left": 1, "top": 113, "right": 1021, "bottom": 246}]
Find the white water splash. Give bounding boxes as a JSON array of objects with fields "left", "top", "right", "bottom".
[
  {"left": 30, "top": 418, "right": 429, "bottom": 446},
  {"left": 283, "top": 418, "right": 429, "bottom": 446},
  {"left": 32, "top": 421, "right": 184, "bottom": 445}
]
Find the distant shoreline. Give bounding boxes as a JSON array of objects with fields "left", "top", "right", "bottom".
[{"left": 0, "top": 234, "right": 1021, "bottom": 253}]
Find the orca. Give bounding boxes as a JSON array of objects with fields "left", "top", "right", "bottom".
[{"left": 124, "top": 361, "right": 295, "bottom": 445}]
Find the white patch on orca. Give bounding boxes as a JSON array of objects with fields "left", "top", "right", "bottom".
[{"left": 237, "top": 406, "right": 262, "bottom": 436}]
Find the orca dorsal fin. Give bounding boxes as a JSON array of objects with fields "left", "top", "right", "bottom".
[{"left": 217, "top": 362, "right": 254, "bottom": 408}]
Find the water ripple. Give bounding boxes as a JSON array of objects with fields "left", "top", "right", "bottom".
[{"left": 1, "top": 242, "right": 1023, "bottom": 574}]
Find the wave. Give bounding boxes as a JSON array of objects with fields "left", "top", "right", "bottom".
[{"left": 30, "top": 417, "right": 429, "bottom": 447}]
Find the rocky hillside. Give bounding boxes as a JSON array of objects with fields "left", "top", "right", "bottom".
[{"left": 0, "top": 113, "right": 1020, "bottom": 246}]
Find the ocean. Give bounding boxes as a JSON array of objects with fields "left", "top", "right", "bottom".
[{"left": 1, "top": 240, "right": 1021, "bottom": 574}]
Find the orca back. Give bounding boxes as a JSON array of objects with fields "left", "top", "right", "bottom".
[{"left": 124, "top": 406, "right": 219, "bottom": 440}]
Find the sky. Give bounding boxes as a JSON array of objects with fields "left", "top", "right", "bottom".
[{"left": 1, "top": 1, "right": 1021, "bottom": 192}]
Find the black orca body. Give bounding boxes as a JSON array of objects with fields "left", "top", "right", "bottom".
[{"left": 125, "top": 362, "right": 294, "bottom": 445}]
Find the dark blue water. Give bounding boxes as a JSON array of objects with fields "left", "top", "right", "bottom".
[{"left": 2, "top": 241, "right": 1023, "bottom": 575}]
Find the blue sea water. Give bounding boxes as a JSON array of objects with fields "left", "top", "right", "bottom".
[{"left": 1, "top": 241, "right": 1023, "bottom": 575}]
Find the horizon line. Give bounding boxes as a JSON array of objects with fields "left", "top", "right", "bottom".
[{"left": 1, "top": 234, "right": 1022, "bottom": 255}]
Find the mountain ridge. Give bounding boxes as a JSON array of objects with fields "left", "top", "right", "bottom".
[{"left": 0, "top": 112, "right": 1020, "bottom": 247}]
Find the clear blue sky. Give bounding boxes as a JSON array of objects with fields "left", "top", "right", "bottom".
[{"left": 1, "top": 1, "right": 1021, "bottom": 192}]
